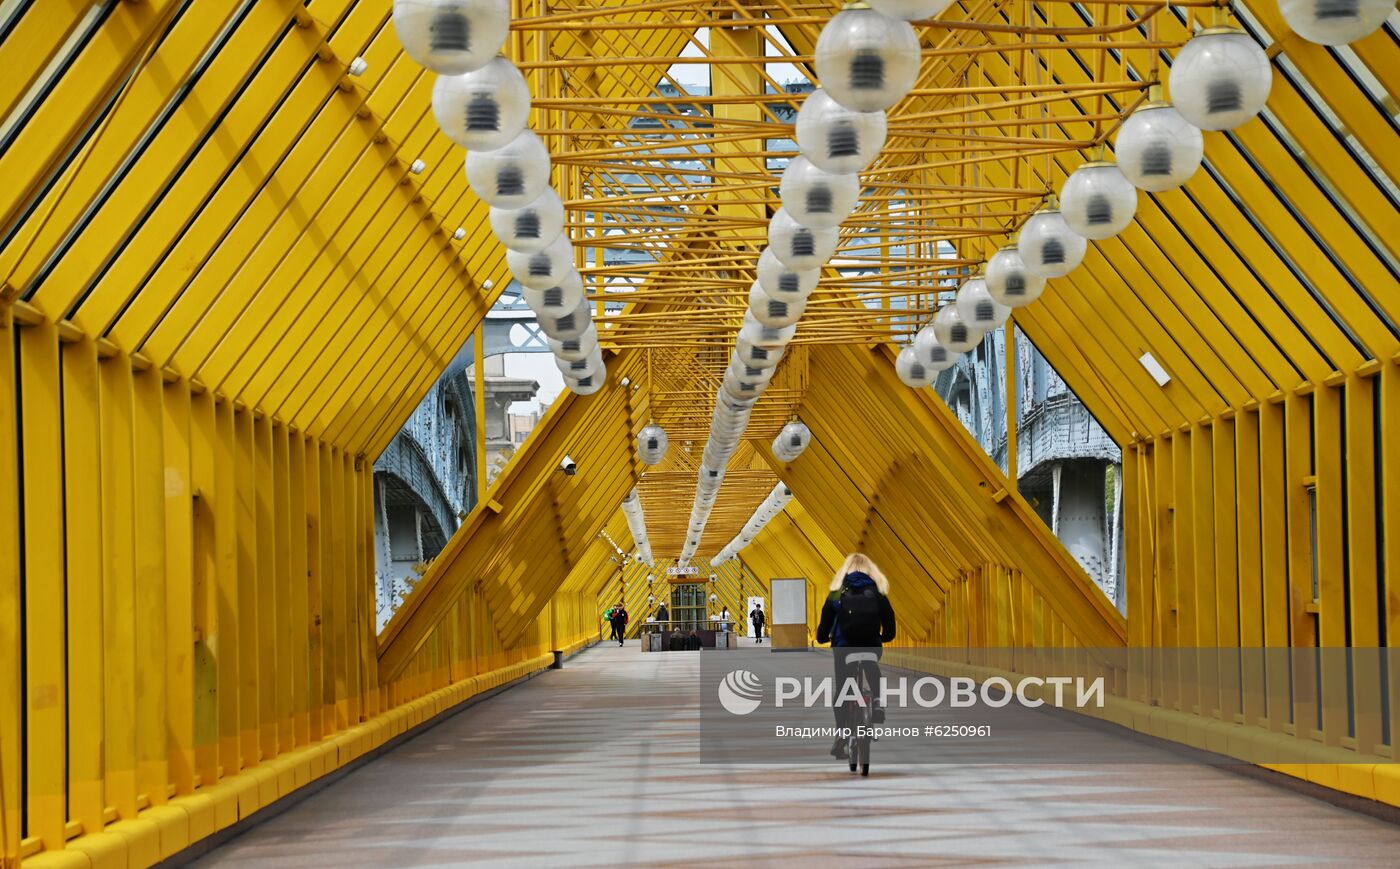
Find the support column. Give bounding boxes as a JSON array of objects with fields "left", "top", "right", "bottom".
[
  {"left": 1006, "top": 321, "right": 1017, "bottom": 481},
  {"left": 474, "top": 327, "right": 487, "bottom": 498}
]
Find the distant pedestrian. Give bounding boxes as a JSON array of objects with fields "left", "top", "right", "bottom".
[
  {"left": 610, "top": 603, "right": 629, "bottom": 645},
  {"left": 750, "top": 602, "right": 766, "bottom": 643},
  {"left": 655, "top": 602, "right": 669, "bottom": 624}
]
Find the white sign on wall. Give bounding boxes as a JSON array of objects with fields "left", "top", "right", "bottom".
[{"left": 666, "top": 565, "right": 700, "bottom": 576}]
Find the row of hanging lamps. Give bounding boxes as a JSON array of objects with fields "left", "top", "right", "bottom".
[
  {"left": 711, "top": 483, "right": 794, "bottom": 566},
  {"left": 887, "top": 13, "right": 1285, "bottom": 394},
  {"left": 619, "top": 488, "right": 654, "bottom": 566},
  {"left": 1280, "top": 0, "right": 1393, "bottom": 45},
  {"left": 395, "top": 0, "right": 604, "bottom": 396},
  {"left": 681, "top": 0, "right": 932, "bottom": 563}
]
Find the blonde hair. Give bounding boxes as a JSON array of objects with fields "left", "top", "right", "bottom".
[{"left": 830, "top": 553, "right": 889, "bottom": 595}]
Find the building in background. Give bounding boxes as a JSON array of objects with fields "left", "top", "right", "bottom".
[
  {"left": 937, "top": 329, "right": 1125, "bottom": 611},
  {"left": 472, "top": 354, "right": 540, "bottom": 487}
]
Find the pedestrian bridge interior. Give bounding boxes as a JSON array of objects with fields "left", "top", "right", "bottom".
[{"left": 1, "top": 0, "right": 1397, "bottom": 866}]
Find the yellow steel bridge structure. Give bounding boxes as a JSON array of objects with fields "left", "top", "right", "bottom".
[{"left": 0, "top": 0, "right": 1397, "bottom": 865}]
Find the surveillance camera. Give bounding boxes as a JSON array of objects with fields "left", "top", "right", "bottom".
[{"left": 560, "top": 455, "right": 577, "bottom": 475}]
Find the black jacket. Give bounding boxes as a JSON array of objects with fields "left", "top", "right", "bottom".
[{"left": 816, "top": 573, "right": 896, "bottom": 647}]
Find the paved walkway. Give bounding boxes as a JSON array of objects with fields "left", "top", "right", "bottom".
[{"left": 196, "top": 640, "right": 1400, "bottom": 867}]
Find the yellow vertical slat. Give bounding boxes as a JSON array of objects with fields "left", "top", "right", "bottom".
[
  {"left": 234, "top": 409, "right": 260, "bottom": 768},
  {"left": 254, "top": 415, "right": 278, "bottom": 764},
  {"left": 132, "top": 365, "right": 169, "bottom": 804},
  {"left": 189, "top": 389, "right": 220, "bottom": 788},
  {"left": 1190, "top": 424, "right": 1216, "bottom": 713},
  {"left": 1284, "top": 393, "right": 1317, "bottom": 735},
  {"left": 288, "top": 431, "right": 311, "bottom": 751},
  {"left": 1343, "top": 374, "right": 1380, "bottom": 754},
  {"left": 345, "top": 453, "right": 362, "bottom": 727},
  {"left": 63, "top": 338, "right": 104, "bottom": 834},
  {"left": 20, "top": 320, "right": 66, "bottom": 848},
  {"left": 271, "top": 423, "right": 295, "bottom": 755},
  {"left": 1234, "top": 410, "right": 1266, "bottom": 727},
  {"left": 0, "top": 310, "right": 22, "bottom": 861},
  {"left": 1313, "top": 385, "right": 1348, "bottom": 746},
  {"left": 327, "top": 447, "right": 347, "bottom": 730},
  {"left": 1257, "top": 399, "right": 1291, "bottom": 733},
  {"left": 305, "top": 438, "right": 325, "bottom": 743},
  {"left": 99, "top": 354, "right": 138, "bottom": 819},
  {"left": 213, "top": 397, "right": 241, "bottom": 777},
  {"left": 1212, "top": 416, "right": 1240, "bottom": 722},
  {"left": 1381, "top": 361, "right": 1400, "bottom": 753},
  {"left": 162, "top": 381, "right": 194, "bottom": 795}
]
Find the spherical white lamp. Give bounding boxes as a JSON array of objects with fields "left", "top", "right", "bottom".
[
  {"left": 488, "top": 188, "right": 565, "bottom": 253},
  {"left": 1280, "top": 0, "right": 1392, "bottom": 45},
  {"left": 955, "top": 276, "right": 1011, "bottom": 331},
  {"left": 895, "top": 346, "right": 936, "bottom": 388},
  {"left": 546, "top": 324, "right": 597, "bottom": 361},
  {"left": 779, "top": 157, "right": 860, "bottom": 229},
  {"left": 723, "top": 371, "right": 768, "bottom": 402},
  {"left": 756, "top": 248, "right": 820, "bottom": 302},
  {"left": 795, "top": 88, "right": 887, "bottom": 175},
  {"left": 730, "top": 356, "right": 778, "bottom": 386},
  {"left": 814, "top": 5, "right": 922, "bottom": 112},
  {"left": 1059, "top": 161, "right": 1138, "bottom": 240},
  {"left": 774, "top": 421, "right": 811, "bottom": 457},
  {"left": 735, "top": 332, "right": 787, "bottom": 369},
  {"left": 430, "top": 56, "right": 530, "bottom": 151},
  {"left": 1115, "top": 102, "right": 1204, "bottom": 192},
  {"left": 748, "top": 281, "right": 808, "bottom": 328},
  {"left": 464, "top": 129, "right": 551, "bottom": 208},
  {"left": 554, "top": 346, "right": 604, "bottom": 380},
  {"left": 521, "top": 268, "right": 584, "bottom": 316},
  {"left": 1019, "top": 207, "right": 1087, "bottom": 278},
  {"left": 537, "top": 298, "right": 592, "bottom": 341},
  {"left": 912, "top": 327, "right": 957, "bottom": 370},
  {"left": 637, "top": 424, "right": 669, "bottom": 464},
  {"left": 564, "top": 365, "right": 606, "bottom": 395},
  {"left": 933, "top": 304, "right": 984, "bottom": 353},
  {"left": 738, "top": 313, "right": 798, "bottom": 353},
  {"left": 984, "top": 245, "right": 1047, "bottom": 307},
  {"left": 506, "top": 233, "right": 574, "bottom": 290},
  {"left": 868, "top": 0, "right": 955, "bottom": 19},
  {"left": 393, "top": 0, "right": 511, "bottom": 75},
  {"left": 768, "top": 208, "right": 839, "bottom": 271},
  {"left": 1168, "top": 28, "right": 1272, "bottom": 131}
]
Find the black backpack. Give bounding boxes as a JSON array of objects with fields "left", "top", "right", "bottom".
[{"left": 837, "top": 586, "right": 882, "bottom": 643}]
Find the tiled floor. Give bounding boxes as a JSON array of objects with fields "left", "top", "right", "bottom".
[{"left": 195, "top": 640, "right": 1400, "bottom": 867}]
